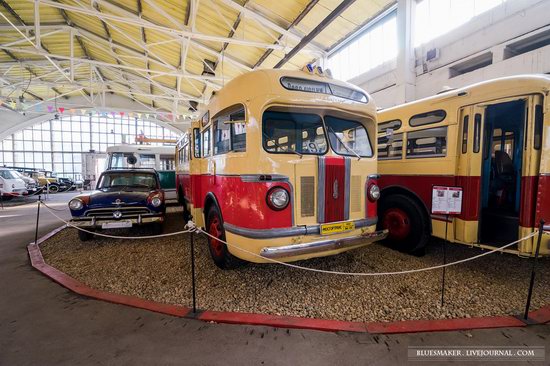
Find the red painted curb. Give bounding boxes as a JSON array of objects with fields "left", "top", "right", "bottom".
[
  {"left": 198, "top": 310, "right": 367, "bottom": 333},
  {"left": 529, "top": 304, "right": 550, "bottom": 324},
  {"left": 366, "top": 316, "right": 526, "bottom": 334},
  {"left": 28, "top": 226, "right": 549, "bottom": 334}
]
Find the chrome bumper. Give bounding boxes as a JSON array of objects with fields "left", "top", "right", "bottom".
[
  {"left": 70, "top": 215, "right": 163, "bottom": 228},
  {"left": 259, "top": 229, "right": 388, "bottom": 259}
]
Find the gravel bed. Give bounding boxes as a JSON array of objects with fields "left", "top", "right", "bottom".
[{"left": 40, "top": 213, "right": 550, "bottom": 323}]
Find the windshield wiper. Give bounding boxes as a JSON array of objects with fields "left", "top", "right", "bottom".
[
  {"left": 263, "top": 132, "right": 302, "bottom": 158},
  {"left": 327, "top": 126, "right": 362, "bottom": 160}
]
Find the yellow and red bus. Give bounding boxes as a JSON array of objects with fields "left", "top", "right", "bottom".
[
  {"left": 376, "top": 75, "right": 550, "bottom": 256},
  {"left": 176, "top": 67, "right": 386, "bottom": 268}
]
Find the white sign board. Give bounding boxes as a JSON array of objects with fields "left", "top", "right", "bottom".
[{"left": 431, "top": 186, "right": 463, "bottom": 215}]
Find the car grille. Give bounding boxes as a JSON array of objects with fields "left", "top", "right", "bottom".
[{"left": 85, "top": 207, "right": 151, "bottom": 218}]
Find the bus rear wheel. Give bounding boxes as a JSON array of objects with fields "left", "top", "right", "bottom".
[
  {"left": 379, "top": 194, "right": 429, "bottom": 255},
  {"left": 206, "top": 206, "right": 244, "bottom": 270}
]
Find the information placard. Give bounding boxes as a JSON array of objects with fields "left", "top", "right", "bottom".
[{"left": 431, "top": 186, "right": 463, "bottom": 215}]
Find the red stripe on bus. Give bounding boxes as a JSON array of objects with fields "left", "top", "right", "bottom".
[
  {"left": 378, "top": 175, "right": 481, "bottom": 221},
  {"left": 323, "top": 157, "right": 346, "bottom": 223},
  {"left": 520, "top": 175, "right": 538, "bottom": 228},
  {"left": 535, "top": 174, "right": 550, "bottom": 225},
  {"left": 177, "top": 173, "right": 293, "bottom": 229}
]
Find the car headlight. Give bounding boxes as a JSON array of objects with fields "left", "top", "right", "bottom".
[
  {"left": 69, "top": 198, "right": 84, "bottom": 210},
  {"left": 151, "top": 197, "right": 162, "bottom": 207},
  {"left": 267, "top": 187, "right": 290, "bottom": 210},
  {"left": 368, "top": 184, "right": 380, "bottom": 202}
]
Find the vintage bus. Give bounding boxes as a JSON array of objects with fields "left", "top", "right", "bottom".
[
  {"left": 376, "top": 75, "right": 550, "bottom": 256},
  {"left": 106, "top": 144, "right": 177, "bottom": 200},
  {"left": 176, "top": 67, "right": 387, "bottom": 268}
]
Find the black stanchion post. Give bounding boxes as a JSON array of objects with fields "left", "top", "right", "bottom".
[
  {"left": 34, "top": 195, "right": 41, "bottom": 245},
  {"left": 523, "top": 220, "right": 545, "bottom": 320},
  {"left": 441, "top": 214, "right": 449, "bottom": 306},
  {"left": 190, "top": 226, "right": 197, "bottom": 314}
]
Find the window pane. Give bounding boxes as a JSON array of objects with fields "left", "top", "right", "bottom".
[
  {"left": 378, "top": 133, "right": 403, "bottom": 160},
  {"left": 325, "top": 116, "right": 373, "bottom": 157},
  {"left": 214, "top": 119, "right": 231, "bottom": 155},
  {"left": 409, "top": 110, "right": 447, "bottom": 127},
  {"left": 406, "top": 127, "right": 448, "bottom": 158},
  {"left": 462, "top": 115, "right": 469, "bottom": 154}
]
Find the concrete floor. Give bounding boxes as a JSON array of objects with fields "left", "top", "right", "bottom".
[{"left": 0, "top": 192, "right": 548, "bottom": 365}]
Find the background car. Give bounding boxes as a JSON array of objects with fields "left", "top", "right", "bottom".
[
  {"left": 12, "top": 171, "right": 39, "bottom": 195},
  {"left": 0, "top": 167, "right": 27, "bottom": 200},
  {"left": 68, "top": 169, "right": 166, "bottom": 241}
]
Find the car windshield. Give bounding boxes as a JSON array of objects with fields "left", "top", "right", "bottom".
[
  {"left": 98, "top": 172, "right": 157, "bottom": 191},
  {"left": 0, "top": 169, "right": 19, "bottom": 179}
]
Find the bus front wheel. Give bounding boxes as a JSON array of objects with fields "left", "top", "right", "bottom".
[
  {"left": 205, "top": 206, "right": 244, "bottom": 270},
  {"left": 379, "top": 194, "right": 429, "bottom": 255}
]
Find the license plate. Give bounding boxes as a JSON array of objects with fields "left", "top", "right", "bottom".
[
  {"left": 101, "top": 221, "right": 132, "bottom": 229},
  {"left": 320, "top": 221, "right": 355, "bottom": 235}
]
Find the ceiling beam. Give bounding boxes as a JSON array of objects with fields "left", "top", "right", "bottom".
[
  {"left": 254, "top": 0, "right": 319, "bottom": 69},
  {"left": 274, "top": 0, "right": 356, "bottom": 69}
]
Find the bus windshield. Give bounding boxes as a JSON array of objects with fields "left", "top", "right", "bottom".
[
  {"left": 263, "top": 111, "right": 328, "bottom": 155},
  {"left": 262, "top": 111, "right": 372, "bottom": 157},
  {"left": 325, "top": 116, "right": 373, "bottom": 158}
]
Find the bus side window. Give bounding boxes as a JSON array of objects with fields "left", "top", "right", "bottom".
[
  {"left": 202, "top": 128, "right": 211, "bottom": 157},
  {"left": 230, "top": 106, "right": 246, "bottom": 152},
  {"left": 178, "top": 147, "right": 184, "bottom": 166},
  {"left": 473, "top": 113, "right": 482, "bottom": 153},
  {"left": 378, "top": 133, "right": 403, "bottom": 160},
  {"left": 193, "top": 128, "right": 201, "bottom": 158},
  {"left": 406, "top": 127, "right": 447, "bottom": 158},
  {"left": 534, "top": 105, "right": 543, "bottom": 150},
  {"left": 462, "top": 115, "right": 469, "bottom": 154},
  {"left": 214, "top": 119, "right": 231, "bottom": 155}
]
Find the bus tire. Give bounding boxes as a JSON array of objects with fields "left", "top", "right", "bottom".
[
  {"left": 206, "top": 206, "right": 244, "bottom": 270},
  {"left": 379, "top": 194, "right": 429, "bottom": 255},
  {"left": 78, "top": 229, "right": 94, "bottom": 242}
]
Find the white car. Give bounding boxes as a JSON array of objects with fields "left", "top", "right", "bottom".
[{"left": 0, "top": 168, "right": 27, "bottom": 200}]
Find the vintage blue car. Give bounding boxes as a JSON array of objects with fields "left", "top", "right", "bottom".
[{"left": 68, "top": 169, "right": 166, "bottom": 241}]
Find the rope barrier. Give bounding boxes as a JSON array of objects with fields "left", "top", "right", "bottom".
[
  {"left": 40, "top": 200, "right": 540, "bottom": 275},
  {"left": 195, "top": 228, "right": 539, "bottom": 276}
]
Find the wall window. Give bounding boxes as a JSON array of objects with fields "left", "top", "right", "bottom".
[
  {"left": 326, "top": 13, "right": 397, "bottom": 81},
  {"left": 409, "top": 110, "right": 446, "bottom": 127},
  {"left": 415, "top": 0, "right": 507, "bottom": 47},
  {"left": 378, "top": 133, "right": 403, "bottom": 160},
  {"left": 0, "top": 115, "right": 178, "bottom": 180},
  {"left": 406, "top": 126, "right": 448, "bottom": 158}
]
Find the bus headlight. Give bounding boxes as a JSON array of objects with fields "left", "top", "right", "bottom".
[
  {"left": 368, "top": 184, "right": 380, "bottom": 202},
  {"left": 267, "top": 187, "right": 290, "bottom": 210},
  {"left": 69, "top": 198, "right": 84, "bottom": 210}
]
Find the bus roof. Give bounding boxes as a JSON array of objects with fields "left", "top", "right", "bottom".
[
  {"left": 379, "top": 74, "right": 550, "bottom": 115},
  {"left": 105, "top": 144, "right": 175, "bottom": 154}
]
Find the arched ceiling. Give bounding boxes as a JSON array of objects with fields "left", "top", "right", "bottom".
[{"left": 0, "top": 0, "right": 395, "bottom": 125}]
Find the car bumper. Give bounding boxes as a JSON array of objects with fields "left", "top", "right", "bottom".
[
  {"left": 70, "top": 215, "right": 163, "bottom": 228},
  {"left": 259, "top": 229, "right": 388, "bottom": 259}
]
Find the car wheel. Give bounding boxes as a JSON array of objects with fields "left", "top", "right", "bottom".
[
  {"left": 379, "top": 194, "right": 429, "bottom": 255},
  {"left": 78, "top": 229, "right": 94, "bottom": 242},
  {"left": 206, "top": 206, "right": 244, "bottom": 270},
  {"left": 2, "top": 195, "right": 13, "bottom": 201},
  {"left": 48, "top": 184, "right": 59, "bottom": 193}
]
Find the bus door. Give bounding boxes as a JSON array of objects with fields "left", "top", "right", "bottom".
[
  {"left": 518, "top": 95, "right": 544, "bottom": 254},
  {"left": 477, "top": 98, "right": 530, "bottom": 246},
  {"left": 455, "top": 105, "right": 485, "bottom": 244}
]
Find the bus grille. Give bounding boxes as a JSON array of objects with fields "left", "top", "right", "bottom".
[
  {"left": 300, "top": 176, "right": 315, "bottom": 217},
  {"left": 318, "top": 157, "right": 350, "bottom": 223}
]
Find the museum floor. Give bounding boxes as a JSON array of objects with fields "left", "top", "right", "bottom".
[{"left": 1, "top": 192, "right": 549, "bottom": 365}]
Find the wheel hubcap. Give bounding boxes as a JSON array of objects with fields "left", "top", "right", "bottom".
[
  {"left": 382, "top": 208, "right": 411, "bottom": 241},
  {"left": 208, "top": 216, "right": 224, "bottom": 257}
]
